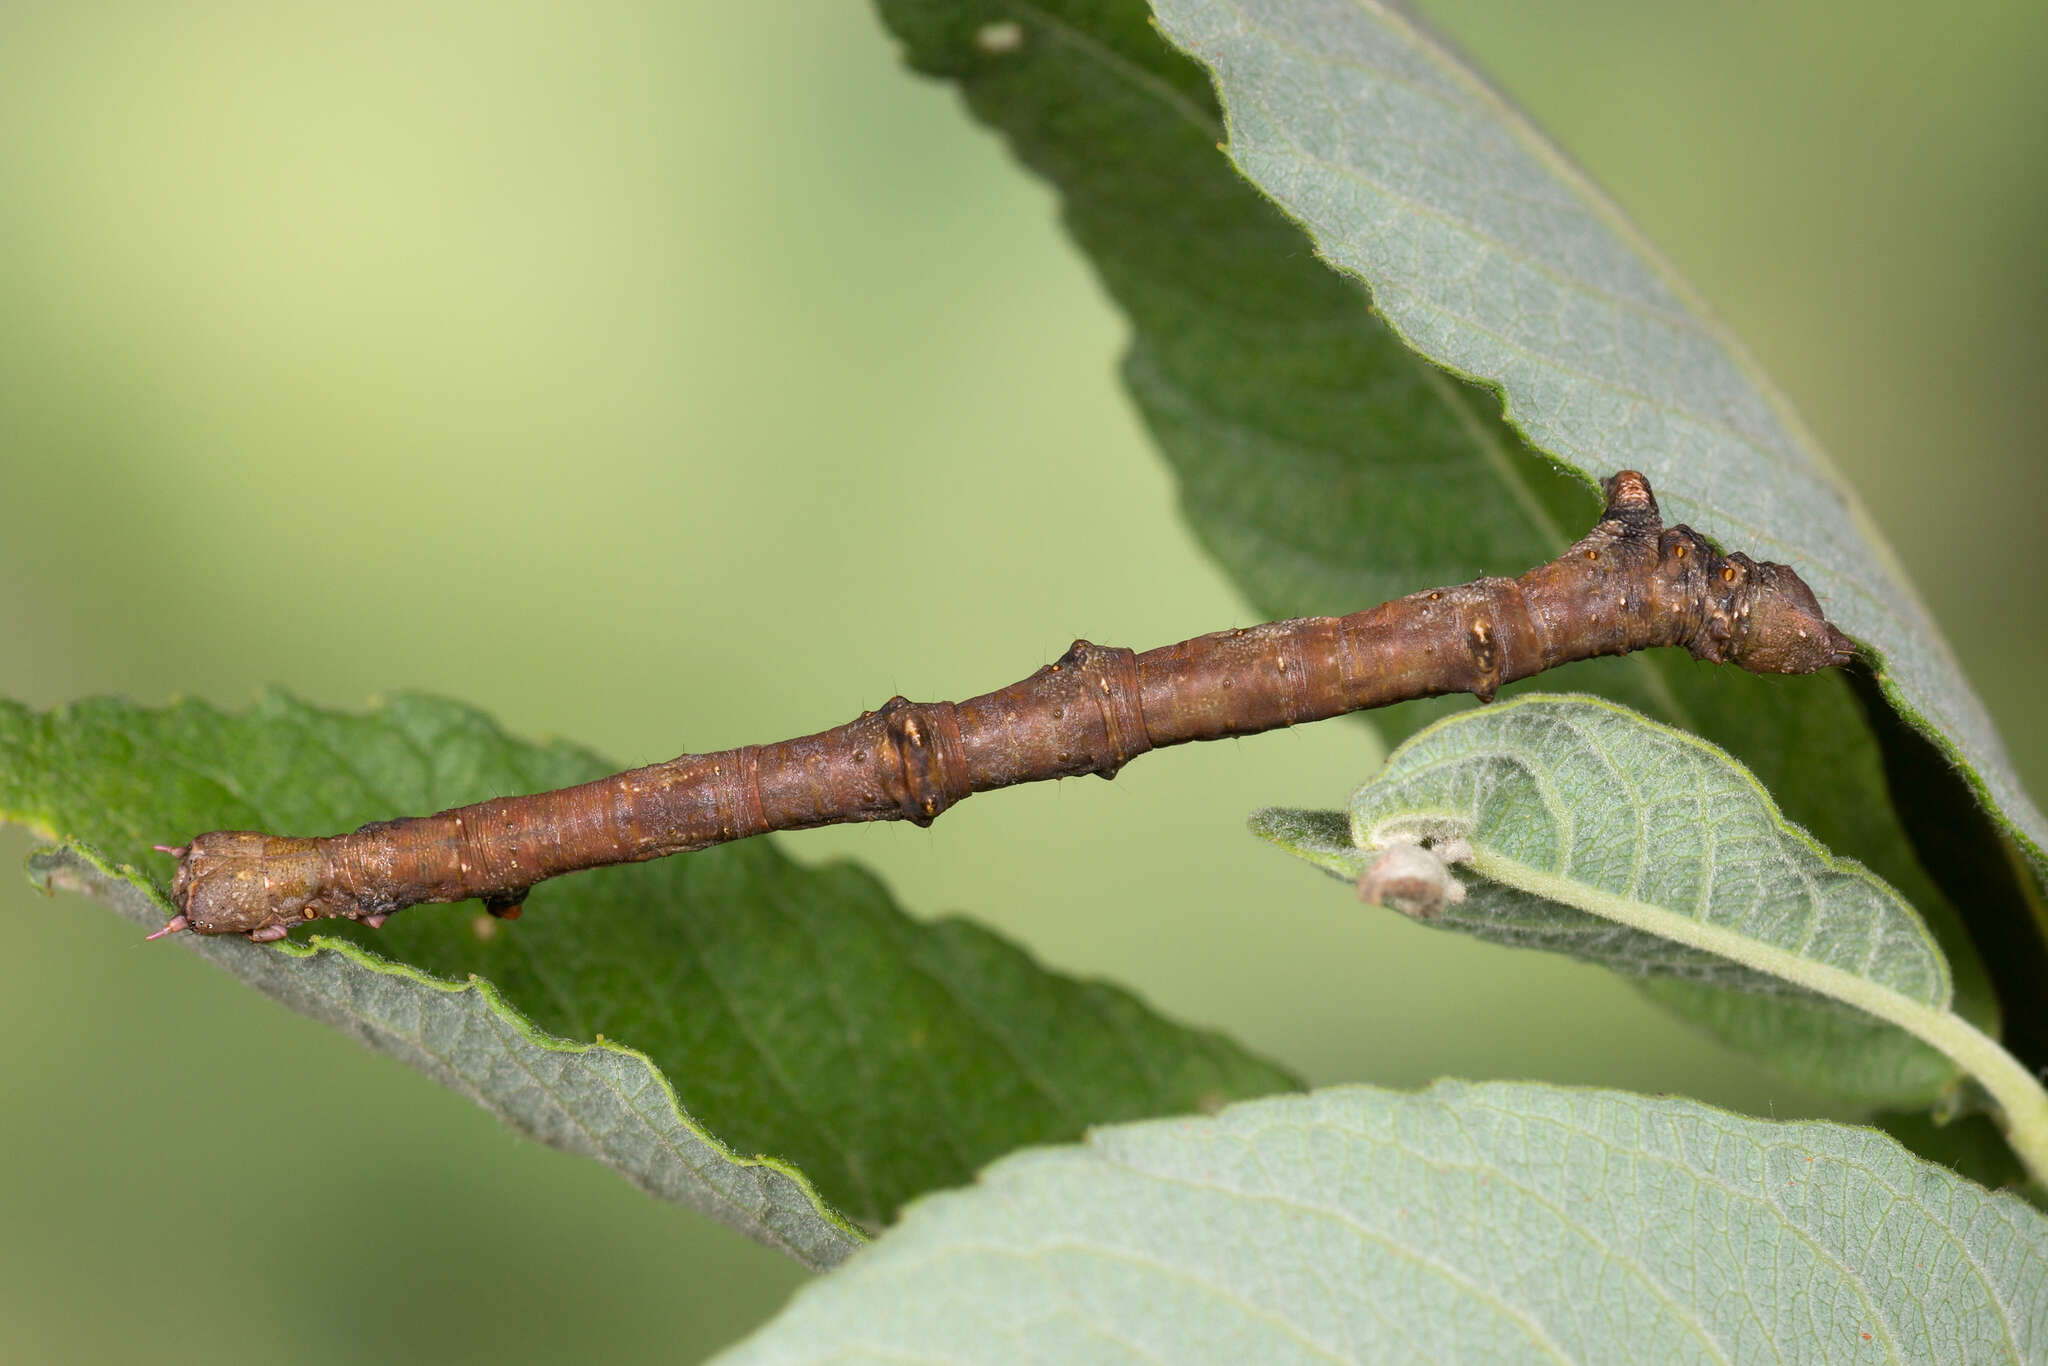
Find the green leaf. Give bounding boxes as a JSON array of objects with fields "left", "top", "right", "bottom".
[
  {"left": 1143, "top": 0, "right": 2046, "bottom": 898},
  {"left": 1255, "top": 694, "right": 1988, "bottom": 1110},
  {"left": 873, "top": 0, "right": 2003, "bottom": 1087},
  {"left": 711, "top": 1081, "right": 2048, "bottom": 1364},
  {"left": 27, "top": 843, "right": 865, "bottom": 1270},
  {"left": 1273, "top": 695, "right": 1950, "bottom": 999},
  {"left": 0, "top": 692, "right": 1297, "bottom": 1244}
]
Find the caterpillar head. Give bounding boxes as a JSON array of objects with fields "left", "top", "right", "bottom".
[
  {"left": 151, "top": 832, "right": 326, "bottom": 941},
  {"left": 1698, "top": 553, "right": 1858, "bottom": 676}
]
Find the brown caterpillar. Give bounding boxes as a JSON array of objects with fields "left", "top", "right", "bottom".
[{"left": 151, "top": 471, "right": 1853, "bottom": 942}]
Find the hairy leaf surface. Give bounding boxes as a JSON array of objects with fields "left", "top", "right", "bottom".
[
  {"left": 0, "top": 692, "right": 1297, "bottom": 1244},
  {"left": 873, "top": 0, "right": 2000, "bottom": 1077},
  {"left": 29, "top": 844, "right": 864, "bottom": 1270},
  {"left": 714, "top": 1081, "right": 2048, "bottom": 1364},
  {"left": 1257, "top": 695, "right": 1962, "bottom": 1104},
  {"left": 1145, "top": 0, "right": 2044, "bottom": 883}
]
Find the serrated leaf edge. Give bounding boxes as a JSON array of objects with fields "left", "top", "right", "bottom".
[{"left": 24, "top": 839, "right": 868, "bottom": 1270}]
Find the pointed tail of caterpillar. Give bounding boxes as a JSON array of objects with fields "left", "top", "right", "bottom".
[{"left": 152, "top": 472, "right": 1854, "bottom": 941}]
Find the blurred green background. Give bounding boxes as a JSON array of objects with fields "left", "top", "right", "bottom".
[{"left": 2, "top": 2, "right": 2043, "bottom": 1361}]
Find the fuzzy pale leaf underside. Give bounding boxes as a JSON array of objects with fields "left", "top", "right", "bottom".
[
  {"left": 713, "top": 1081, "right": 2048, "bottom": 1364},
  {"left": 28, "top": 844, "right": 865, "bottom": 1270},
  {"left": 1147, "top": 0, "right": 2047, "bottom": 882},
  {"left": 1257, "top": 694, "right": 1976, "bottom": 1106},
  {"left": 1262, "top": 695, "right": 1949, "bottom": 1003}
]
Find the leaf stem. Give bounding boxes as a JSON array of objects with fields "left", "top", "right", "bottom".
[{"left": 1467, "top": 848, "right": 2048, "bottom": 1187}]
